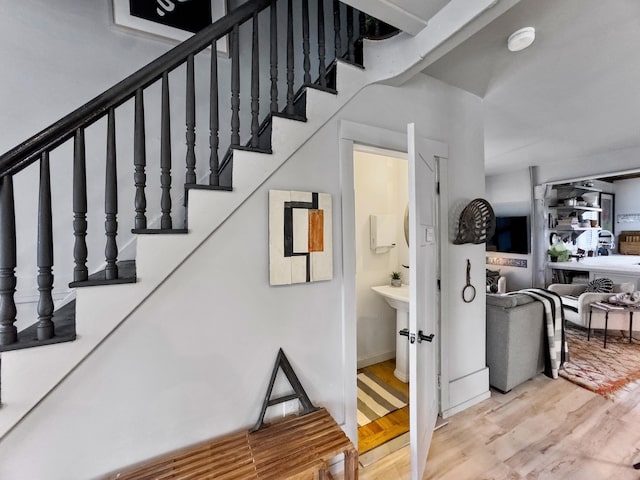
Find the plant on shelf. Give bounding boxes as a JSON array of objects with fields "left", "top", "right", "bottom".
[
  {"left": 390, "top": 271, "right": 402, "bottom": 287},
  {"left": 547, "top": 244, "right": 570, "bottom": 262}
]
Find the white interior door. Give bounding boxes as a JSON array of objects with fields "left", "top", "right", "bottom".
[{"left": 407, "top": 123, "right": 439, "bottom": 480}]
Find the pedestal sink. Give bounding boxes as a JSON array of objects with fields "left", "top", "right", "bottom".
[{"left": 371, "top": 284, "right": 410, "bottom": 382}]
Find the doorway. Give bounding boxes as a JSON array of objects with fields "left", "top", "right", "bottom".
[
  {"left": 352, "top": 144, "right": 411, "bottom": 463},
  {"left": 340, "top": 121, "right": 446, "bottom": 477}
]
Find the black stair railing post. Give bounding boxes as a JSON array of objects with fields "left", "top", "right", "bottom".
[
  {"left": 73, "top": 128, "right": 88, "bottom": 283},
  {"left": 160, "top": 71, "right": 173, "bottom": 229},
  {"left": 270, "top": 0, "right": 278, "bottom": 113},
  {"left": 333, "top": 0, "right": 342, "bottom": 58},
  {"left": 209, "top": 42, "right": 220, "bottom": 186},
  {"left": 359, "top": 11, "right": 365, "bottom": 41},
  {"left": 134, "top": 88, "right": 147, "bottom": 230},
  {"left": 231, "top": 24, "right": 241, "bottom": 147},
  {"left": 286, "top": 0, "right": 295, "bottom": 114},
  {"left": 0, "top": 175, "right": 18, "bottom": 346},
  {"left": 302, "top": 0, "right": 311, "bottom": 85},
  {"left": 346, "top": 6, "right": 355, "bottom": 62},
  {"left": 317, "top": 0, "right": 327, "bottom": 88},
  {"left": 36, "top": 152, "right": 55, "bottom": 340},
  {"left": 105, "top": 107, "right": 119, "bottom": 280},
  {"left": 185, "top": 54, "right": 197, "bottom": 186},
  {"left": 250, "top": 11, "right": 260, "bottom": 148}
]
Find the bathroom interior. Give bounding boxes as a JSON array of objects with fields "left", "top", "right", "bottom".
[{"left": 353, "top": 144, "right": 411, "bottom": 463}]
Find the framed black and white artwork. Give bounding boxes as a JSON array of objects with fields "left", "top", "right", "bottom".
[
  {"left": 113, "top": 0, "right": 228, "bottom": 53},
  {"left": 599, "top": 192, "right": 615, "bottom": 233}
]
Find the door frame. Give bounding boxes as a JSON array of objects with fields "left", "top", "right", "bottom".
[{"left": 339, "top": 120, "right": 449, "bottom": 449}]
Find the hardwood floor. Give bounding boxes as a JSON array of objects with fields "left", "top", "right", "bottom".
[
  {"left": 350, "top": 374, "right": 640, "bottom": 479},
  {"left": 358, "top": 360, "right": 410, "bottom": 454}
]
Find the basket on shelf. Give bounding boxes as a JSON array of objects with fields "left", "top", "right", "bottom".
[{"left": 619, "top": 231, "right": 640, "bottom": 255}]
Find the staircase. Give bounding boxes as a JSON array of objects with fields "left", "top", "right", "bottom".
[{"left": 0, "top": 0, "right": 397, "bottom": 443}]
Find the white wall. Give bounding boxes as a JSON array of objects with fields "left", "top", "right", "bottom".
[
  {"left": 0, "top": 72, "right": 486, "bottom": 479},
  {"left": 485, "top": 169, "right": 533, "bottom": 290},
  {"left": 354, "top": 150, "right": 408, "bottom": 367}
]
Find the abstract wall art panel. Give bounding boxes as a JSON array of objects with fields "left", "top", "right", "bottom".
[{"left": 269, "top": 190, "right": 333, "bottom": 285}]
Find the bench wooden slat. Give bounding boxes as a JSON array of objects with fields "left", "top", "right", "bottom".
[{"left": 104, "top": 408, "right": 356, "bottom": 480}]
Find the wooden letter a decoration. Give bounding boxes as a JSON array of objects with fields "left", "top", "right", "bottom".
[{"left": 251, "top": 348, "right": 318, "bottom": 432}]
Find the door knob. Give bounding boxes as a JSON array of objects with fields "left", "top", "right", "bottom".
[
  {"left": 399, "top": 328, "right": 415, "bottom": 344},
  {"left": 418, "top": 330, "right": 434, "bottom": 343}
]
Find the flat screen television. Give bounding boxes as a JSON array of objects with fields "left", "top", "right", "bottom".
[{"left": 486, "top": 216, "right": 530, "bottom": 254}]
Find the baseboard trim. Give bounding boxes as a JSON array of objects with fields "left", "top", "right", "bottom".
[
  {"left": 357, "top": 351, "right": 395, "bottom": 369},
  {"left": 441, "top": 367, "right": 490, "bottom": 419}
]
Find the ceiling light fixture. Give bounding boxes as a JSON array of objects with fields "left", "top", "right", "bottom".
[{"left": 507, "top": 27, "right": 535, "bottom": 52}]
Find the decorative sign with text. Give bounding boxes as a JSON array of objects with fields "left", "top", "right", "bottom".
[
  {"left": 486, "top": 257, "right": 528, "bottom": 268},
  {"left": 113, "top": 0, "right": 227, "bottom": 52},
  {"left": 129, "top": 0, "right": 211, "bottom": 33}
]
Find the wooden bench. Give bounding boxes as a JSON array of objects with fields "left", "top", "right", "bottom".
[{"left": 105, "top": 408, "right": 357, "bottom": 480}]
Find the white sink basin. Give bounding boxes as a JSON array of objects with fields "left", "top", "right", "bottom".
[
  {"left": 371, "top": 285, "right": 409, "bottom": 312},
  {"left": 371, "top": 284, "right": 410, "bottom": 382}
]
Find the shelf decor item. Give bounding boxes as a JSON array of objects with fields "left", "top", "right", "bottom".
[
  {"left": 390, "top": 271, "right": 402, "bottom": 287},
  {"left": 599, "top": 192, "right": 615, "bottom": 233},
  {"left": 453, "top": 198, "right": 496, "bottom": 245}
]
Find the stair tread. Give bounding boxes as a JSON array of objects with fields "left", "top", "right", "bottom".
[
  {"left": 232, "top": 145, "right": 273, "bottom": 154},
  {"left": 271, "top": 112, "right": 307, "bottom": 122},
  {"left": 69, "top": 260, "right": 136, "bottom": 288},
  {"left": 186, "top": 184, "right": 233, "bottom": 191},
  {"left": 304, "top": 83, "right": 338, "bottom": 95},
  {"left": 132, "top": 228, "right": 189, "bottom": 235},
  {"left": 0, "top": 300, "right": 76, "bottom": 353}
]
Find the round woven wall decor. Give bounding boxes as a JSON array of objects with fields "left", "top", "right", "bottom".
[{"left": 453, "top": 198, "right": 496, "bottom": 245}]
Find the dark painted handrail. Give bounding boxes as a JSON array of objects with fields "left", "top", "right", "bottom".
[
  {"left": 0, "top": 0, "right": 376, "bottom": 350},
  {"left": 0, "top": 0, "right": 271, "bottom": 179}
]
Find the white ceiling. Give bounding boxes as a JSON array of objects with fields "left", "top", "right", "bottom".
[{"left": 423, "top": 0, "right": 640, "bottom": 176}]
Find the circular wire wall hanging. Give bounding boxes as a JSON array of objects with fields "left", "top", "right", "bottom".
[{"left": 453, "top": 198, "right": 496, "bottom": 245}]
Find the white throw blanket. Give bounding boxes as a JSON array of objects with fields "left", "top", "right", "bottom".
[{"left": 509, "top": 288, "right": 566, "bottom": 378}]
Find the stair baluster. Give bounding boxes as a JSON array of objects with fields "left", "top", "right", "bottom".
[
  {"left": 333, "top": 0, "right": 342, "bottom": 58},
  {"left": 160, "top": 72, "right": 173, "bottom": 230},
  {"left": 133, "top": 89, "right": 148, "bottom": 230},
  {"left": 0, "top": 0, "right": 380, "bottom": 355},
  {"left": 105, "top": 108, "right": 119, "bottom": 280},
  {"left": 36, "top": 152, "right": 55, "bottom": 340},
  {"left": 209, "top": 44, "right": 220, "bottom": 186},
  {"left": 73, "top": 128, "right": 89, "bottom": 283},
  {"left": 185, "top": 54, "right": 197, "bottom": 186},
  {"left": 346, "top": 6, "right": 355, "bottom": 62},
  {"left": 270, "top": 0, "right": 278, "bottom": 113},
  {"left": 317, "top": 0, "right": 327, "bottom": 88},
  {"left": 250, "top": 12, "right": 260, "bottom": 148},
  {"left": 231, "top": 24, "right": 241, "bottom": 148},
  {"left": 302, "top": 0, "right": 311, "bottom": 85},
  {"left": 0, "top": 175, "right": 17, "bottom": 346},
  {"left": 286, "top": 0, "right": 295, "bottom": 115}
]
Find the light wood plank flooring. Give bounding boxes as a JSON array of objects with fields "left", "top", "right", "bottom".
[
  {"left": 358, "top": 360, "right": 410, "bottom": 454},
  {"left": 349, "top": 374, "right": 640, "bottom": 479}
]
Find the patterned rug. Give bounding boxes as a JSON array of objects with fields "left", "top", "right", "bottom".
[
  {"left": 357, "top": 371, "right": 408, "bottom": 427},
  {"left": 559, "top": 323, "right": 640, "bottom": 397}
]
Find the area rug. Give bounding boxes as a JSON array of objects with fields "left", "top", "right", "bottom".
[
  {"left": 559, "top": 324, "right": 640, "bottom": 397},
  {"left": 357, "top": 371, "right": 408, "bottom": 427}
]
